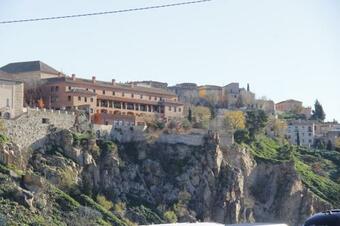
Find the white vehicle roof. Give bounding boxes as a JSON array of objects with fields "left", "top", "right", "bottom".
[{"left": 143, "top": 223, "right": 288, "bottom": 226}]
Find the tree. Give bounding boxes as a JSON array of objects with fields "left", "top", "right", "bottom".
[
  {"left": 235, "top": 95, "right": 244, "bottom": 108},
  {"left": 296, "top": 130, "right": 300, "bottom": 146},
  {"left": 234, "top": 129, "right": 250, "bottom": 144},
  {"left": 311, "top": 100, "right": 326, "bottom": 122},
  {"left": 335, "top": 137, "right": 340, "bottom": 151},
  {"left": 266, "top": 117, "right": 287, "bottom": 138},
  {"left": 188, "top": 108, "right": 192, "bottom": 122},
  {"left": 191, "top": 106, "right": 211, "bottom": 129},
  {"left": 326, "top": 140, "right": 333, "bottom": 150},
  {"left": 224, "top": 111, "right": 245, "bottom": 131},
  {"left": 245, "top": 110, "right": 268, "bottom": 139}
]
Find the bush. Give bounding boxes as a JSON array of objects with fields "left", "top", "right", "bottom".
[
  {"left": 234, "top": 129, "right": 250, "bottom": 144},
  {"left": 163, "top": 211, "right": 177, "bottom": 223},
  {"left": 0, "top": 134, "right": 9, "bottom": 145},
  {"left": 96, "top": 195, "right": 113, "bottom": 211},
  {"left": 114, "top": 202, "right": 126, "bottom": 215},
  {"left": 181, "top": 119, "right": 191, "bottom": 130}
]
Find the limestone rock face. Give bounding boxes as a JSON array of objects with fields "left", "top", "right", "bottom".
[{"left": 5, "top": 128, "right": 332, "bottom": 226}]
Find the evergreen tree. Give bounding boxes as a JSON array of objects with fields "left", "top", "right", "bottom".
[
  {"left": 296, "top": 130, "right": 300, "bottom": 146},
  {"left": 188, "top": 108, "right": 192, "bottom": 122},
  {"left": 245, "top": 110, "right": 268, "bottom": 139},
  {"left": 326, "top": 140, "right": 333, "bottom": 150},
  {"left": 311, "top": 100, "right": 326, "bottom": 121}
]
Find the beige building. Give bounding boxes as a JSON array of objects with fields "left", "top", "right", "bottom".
[
  {"left": 198, "top": 85, "right": 223, "bottom": 103},
  {"left": 0, "top": 78, "right": 24, "bottom": 119},
  {"left": 256, "top": 99, "right": 276, "bottom": 115},
  {"left": 0, "top": 61, "right": 62, "bottom": 106}
]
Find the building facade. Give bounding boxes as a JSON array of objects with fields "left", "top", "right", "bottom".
[
  {"left": 286, "top": 120, "right": 315, "bottom": 147},
  {"left": 37, "top": 75, "right": 184, "bottom": 125},
  {"left": 0, "top": 61, "right": 62, "bottom": 107},
  {"left": 276, "top": 99, "right": 303, "bottom": 112},
  {"left": 198, "top": 85, "right": 223, "bottom": 103},
  {"left": 169, "top": 83, "right": 199, "bottom": 103},
  {"left": 0, "top": 78, "right": 24, "bottom": 119},
  {"left": 256, "top": 99, "right": 276, "bottom": 115}
]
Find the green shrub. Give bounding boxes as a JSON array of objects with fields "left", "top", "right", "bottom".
[
  {"left": 114, "top": 201, "right": 126, "bottom": 215},
  {"left": 96, "top": 195, "right": 113, "bottom": 211},
  {"left": 234, "top": 129, "right": 250, "bottom": 144},
  {"left": 163, "top": 210, "right": 177, "bottom": 223}
]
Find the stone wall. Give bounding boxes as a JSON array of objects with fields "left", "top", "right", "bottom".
[{"left": 4, "top": 108, "right": 76, "bottom": 149}]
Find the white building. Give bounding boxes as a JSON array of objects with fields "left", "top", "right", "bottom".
[{"left": 286, "top": 120, "right": 315, "bottom": 147}]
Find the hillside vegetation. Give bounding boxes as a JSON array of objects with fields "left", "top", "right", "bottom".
[{"left": 246, "top": 135, "right": 340, "bottom": 206}]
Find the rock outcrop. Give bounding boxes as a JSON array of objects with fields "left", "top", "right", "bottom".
[{"left": 23, "top": 129, "right": 332, "bottom": 226}]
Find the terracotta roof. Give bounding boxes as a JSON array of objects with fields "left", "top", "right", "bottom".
[
  {"left": 0, "top": 61, "right": 60, "bottom": 75},
  {"left": 45, "top": 76, "right": 177, "bottom": 97}
]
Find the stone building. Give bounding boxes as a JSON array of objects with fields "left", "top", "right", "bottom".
[
  {"left": 286, "top": 120, "right": 315, "bottom": 147},
  {"left": 0, "top": 61, "right": 61, "bottom": 87},
  {"left": 198, "top": 85, "right": 223, "bottom": 104},
  {"left": 36, "top": 75, "right": 184, "bottom": 125},
  {"left": 256, "top": 99, "right": 276, "bottom": 115},
  {"left": 276, "top": 99, "right": 311, "bottom": 119},
  {"left": 0, "top": 78, "right": 24, "bottom": 119},
  {"left": 0, "top": 61, "right": 62, "bottom": 106},
  {"left": 276, "top": 99, "right": 303, "bottom": 112},
  {"left": 168, "top": 83, "right": 199, "bottom": 103}
]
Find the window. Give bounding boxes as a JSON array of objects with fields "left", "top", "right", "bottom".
[
  {"left": 103, "top": 90, "right": 106, "bottom": 94},
  {"left": 56, "top": 86, "right": 59, "bottom": 92},
  {"left": 78, "top": 96, "right": 81, "bottom": 101},
  {"left": 90, "top": 98, "right": 93, "bottom": 102},
  {"left": 174, "top": 107, "right": 177, "bottom": 112},
  {"left": 169, "top": 106, "right": 172, "bottom": 111},
  {"left": 140, "top": 95, "right": 143, "bottom": 99},
  {"left": 6, "top": 98, "right": 10, "bottom": 107},
  {"left": 154, "top": 97, "right": 157, "bottom": 101},
  {"left": 112, "top": 91, "right": 115, "bottom": 96},
  {"left": 122, "top": 92, "right": 125, "bottom": 97},
  {"left": 68, "top": 86, "right": 71, "bottom": 90},
  {"left": 84, "top": 97, "right": 87, "bottom": 102},
  {"left": 179, "top": 108, "right": 181, "bottom": 112},
  {"left": 131, "top": 93, "right": 134, "bottom": 98},
  {"left": 93, "top": 89, "right": 96, "bottom": 93},
  {"left": 68, "top": 96, "right": 71, "bottom": 101},
  {"left": 149, "top": 96, "right": 151, "bottom": 100}
]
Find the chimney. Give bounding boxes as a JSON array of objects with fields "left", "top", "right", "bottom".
[
  {"left": 92, "top": 76, "right": 96, "bottom": 83},
  {"left": 112, "top": 79, "right": 116, "bottom": 85},
  {"left": 71, "top": 74, "right": 76, "bottom": 80}
]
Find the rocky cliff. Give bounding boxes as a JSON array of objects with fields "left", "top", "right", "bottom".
[{"left": 0, "top": 126, "right": 336, "bottom": 226}]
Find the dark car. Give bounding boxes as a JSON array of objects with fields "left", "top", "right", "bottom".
[{"left": 303, "top": 210, "right": 340, "bottom": 226}]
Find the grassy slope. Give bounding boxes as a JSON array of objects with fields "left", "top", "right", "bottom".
[{"left": 246, "top": 135, "right": 340, "bottom": 206}]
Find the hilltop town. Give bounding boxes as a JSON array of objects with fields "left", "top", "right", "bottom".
[
  {"left": 0, "top": 61, "right": 339, "bottom": 226},
  {"left": 0, "top": 60, "right": 339, "bottom": 150}
]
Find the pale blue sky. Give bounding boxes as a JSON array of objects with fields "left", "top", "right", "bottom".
[{"left": 0, "top": 0, "right": 339, "bottom": 120}]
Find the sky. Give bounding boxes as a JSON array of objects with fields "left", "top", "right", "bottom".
[{"left": 0, "top": 0, "right": 339, "bottom": 121}]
